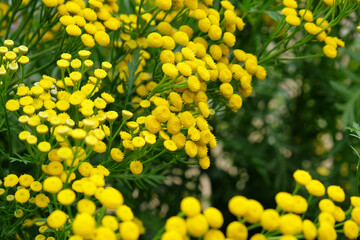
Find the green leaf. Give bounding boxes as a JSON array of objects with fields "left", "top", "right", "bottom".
[
  {"left": 330, "top": 81, "right": 350, "bottom": 99},
  {"left": 264, "top": 10, "right": 282, "bottom": 22}
]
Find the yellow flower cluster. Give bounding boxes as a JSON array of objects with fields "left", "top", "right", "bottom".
[
  {"left": 43, "top": 0, "right": 120, "bottom": 47},
  {"left": 0, "top": 40, "right": 29, "bottom": 83},
  {"left": 281, "top": 0, "right": 345, "bottom": 58},
  {"left": 6, "top": 50, "right": 115, "bottom": 157},
  {"left": 1, "top": 172, "right": 144, "bottom": 240},
  {"left": 160, "top": 169, "right": 360, "bottom": 240}
]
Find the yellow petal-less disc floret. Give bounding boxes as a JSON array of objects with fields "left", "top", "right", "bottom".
[
  {"left": 47, "top": 210, "right": 68, "bottom": 229},
  {"left": 181, "top": 196, "right": 201, "bottom": 217},
  {"left": 15, "top": 188, "right": 30, "bottom": 203},
  {"left": 57, "top": 189, "right": 76, "bottom": 205},
  {"left": 327, "top": 185, "right": 345, "bottom": 202},
  {"left": 99, "top": 187, "right": 124, "bottom": 209}
]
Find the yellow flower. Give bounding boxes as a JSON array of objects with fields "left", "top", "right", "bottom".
[
  {"left": 208, "top": 25, "right": 222, "bottom": 41},
  {"left": 71, "top": 128, "right": 87, "bottom": 140},
  {"left": 162, "top": 231, "right": 183, "bottom": 240},
  {"left": 47, "top": 210, "right": 68, "bottom": 229},
  {"left": 30, "top": 181, "right": 42, "bottom": 192},
  {"left": 162, "top": 63, "right": 179, "bottom": 78},
  {"left": 275, "top": 192, "right": 294, "bottom": 212},
  {"left": 306, "top": 179, "right": 325, "bottom": 196},
  {"left": 110, "top": 148, "right": 124, "bottom": 162},
  {"left": 116, "top": 205, "right": 134, "bottom": 221},
  {"left": 120, "top": 221, "right": 140, "bottom": 240},
  {"left": 99, "top": 187, "right": 124, "bottom": 209},
  {"left": 226, "top": 221, "right": 247, "bottom": 240},
  {"left": 318, "top": 198, "right": 335, "bottom": 213},
  {"left": 66, "top": 25, "right": 82, "bottom": 37},
  {"left": 4, "top": 174, "right": 19, "bottom": 187},
  {"left": 77, "top": 199, "right": 96, "bottom": 214},
  {"left": 286, "top": 15, "right": 300, "bottom": 26},
  {"left": 204, "top": 207, "right": 223, "bottom": 229},
  {"left": 317, "top": 222, "right": 337, "bottom": 240},
  {"left": 343, "top": 220, "right": 358, "bottom": 239},
  {"left": 164, "top": 139, "right": 177, "bottom": 151},
  {"left": 323, "top": 0, "right": 335, "bottom": 6},
  {"left": 177, "top": 62, "right": 192, "bottom": 76},
  {"left": 38, "top": 141, "right": 51, "bottom": 153},
  {"left": 244, "top": 199, "right": 263, "bottom": 223},
  {"left": 6, "top": 99, "right": 20, "bottom": 111},
  {"left": 72, "top": 213, "right": 96, "bottom": 238},
  {"left": 283, "top": 0, "right": 298, "bottom": 8},
  {"left": 279, "top": 213, "right": 302, "bottom": 235},
  {"left": 302, "top": 219, "right": 317, "bottom": 240},
  {"left": 165, "top": 216, "right": 187, "bottom": 236},
  {"left": 185, "top": 140, "right": 197, "bottom": 158},
  {"left": 15, "top": 188, "right": 30, "bottom": 203},
  {"left": 186, "top": 214, "right": 208, "bottom": 237},
  {"left": 228, "top": 94, "right": 243, "bottom": 111},
  {"left": 173, "top": 31, "right": 189, "bottom": 46},
  {"left": 152, "top": 105, "right": 171, "bottom": 123},
  {"left": 261, "top": 209, "right": 280, "bottom": 231},
  {"left": 94, "top": 31, "right": 110, "bottom": 46},
  {"left": 57, "top": 189, "right": 76, "bottom": 205},
  {"left": 132, "top": 137, "right": 146, "bottom": 148},
  {"left": 299, "top": 9, "right": 313, "bottom": 22},
  {"left": 156, "top": 0, "right": 172, "bottom": 10},
  {"left": 43, "top": 176, "right": 63, "bottom": 193},
  {"left": 130, "top": 160, "right": 143, "bottom": 175},
  {"left": 323, "top": 45, "right": 337, "bottom": 58},
  {"left": 181, "top": 197, "right": 201, "bottom": 217},
  {"left": 163, "top": 36, "right": 176, "bottom": 50},
  {"left": 223, "top": 32, "right": 236, "bottom": 47},
  {"left": 184, "top": 0, "right": 198, "bottom": 9},
  {"left": 42, "top": 0, "right": 58, "bottom": 7},
  {"left": 147, "top": 32, "right": 163, "bottom": 48},
  {"left": 105, "top": 111, "right": 118, "bottom": 121},
  {"left": 19, "top": 174, "right": 34, "bottom": 187},
  {"left": 145, "top": 115, "right": 161, "bottom": 133},
  {"left": 327, "top": 185, "right": 345, "bottom": 202}
]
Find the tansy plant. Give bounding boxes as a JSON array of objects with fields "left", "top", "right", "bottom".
[{"left": 0, "top": 0, "right": 358, "bottom": 239}]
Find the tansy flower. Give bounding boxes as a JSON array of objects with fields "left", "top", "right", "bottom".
[
  {"left": 43, "top": 176, "right": 63, "bottom": 193},
  {"left": 66, "top": 25, "right": 82, "bottom": 36},
  {"left": 72, "top": 213, "right": 96, "bottom": 238},
  {"left": 147, "top": 32, "right": 163, "bottom": 48},
  {"left": 35, "top": 193, "right": 50, "bottom": 208},
  {"left": 120, "top": 221, "right": 140, "bottom": 240},
  {"left": 327, "top": 185, "right": 345, "bottom": 202},
  {"left": 226, "top": 221, "right": 248, "bottom": 240},
  {"left": 323, "top": 45, "right": 337, "bottom": 58},
  {"left": 100, "top": 187, "right": 124, "bottom": 209},
  {"left": 306, "top": 179, "right": 325, "bottom": 196},
  {"left": 47, "top": 210, "right": 68, "bottom": 229},
  {"left": 186, "top": 214, "right": 209, "bottom": 237},
  {"left": 116, "top": 205, "right": 134, "bottom": 222},
  {"left": 6, "top": 99, "right": 20, "bottom": 111},
  {"left": 164, "top": 140, "right": 177, "bottom": 151},
  {"left": 156, "top": 0, "right": 172, "bottom": 10},
  {"left": 173, "top": 31, "right": 189, "bottom": 46},
  {"left": 94, "top": 31, "right": 110, "bottom": 46},
  {"left": 293, "top": 169, "right": 312, "bottom": 185},
  {"left": 57, "top": 189, "right": 76, "bottom": 205},
  {"left": 15, "top": 188, "right": 30, "bottom": 203},
  {"left": 30, "top": 181, "right": 42, "bottom": 192},
  {"left": 130, "top": 160, "right": 143, "bottom": 175}
]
